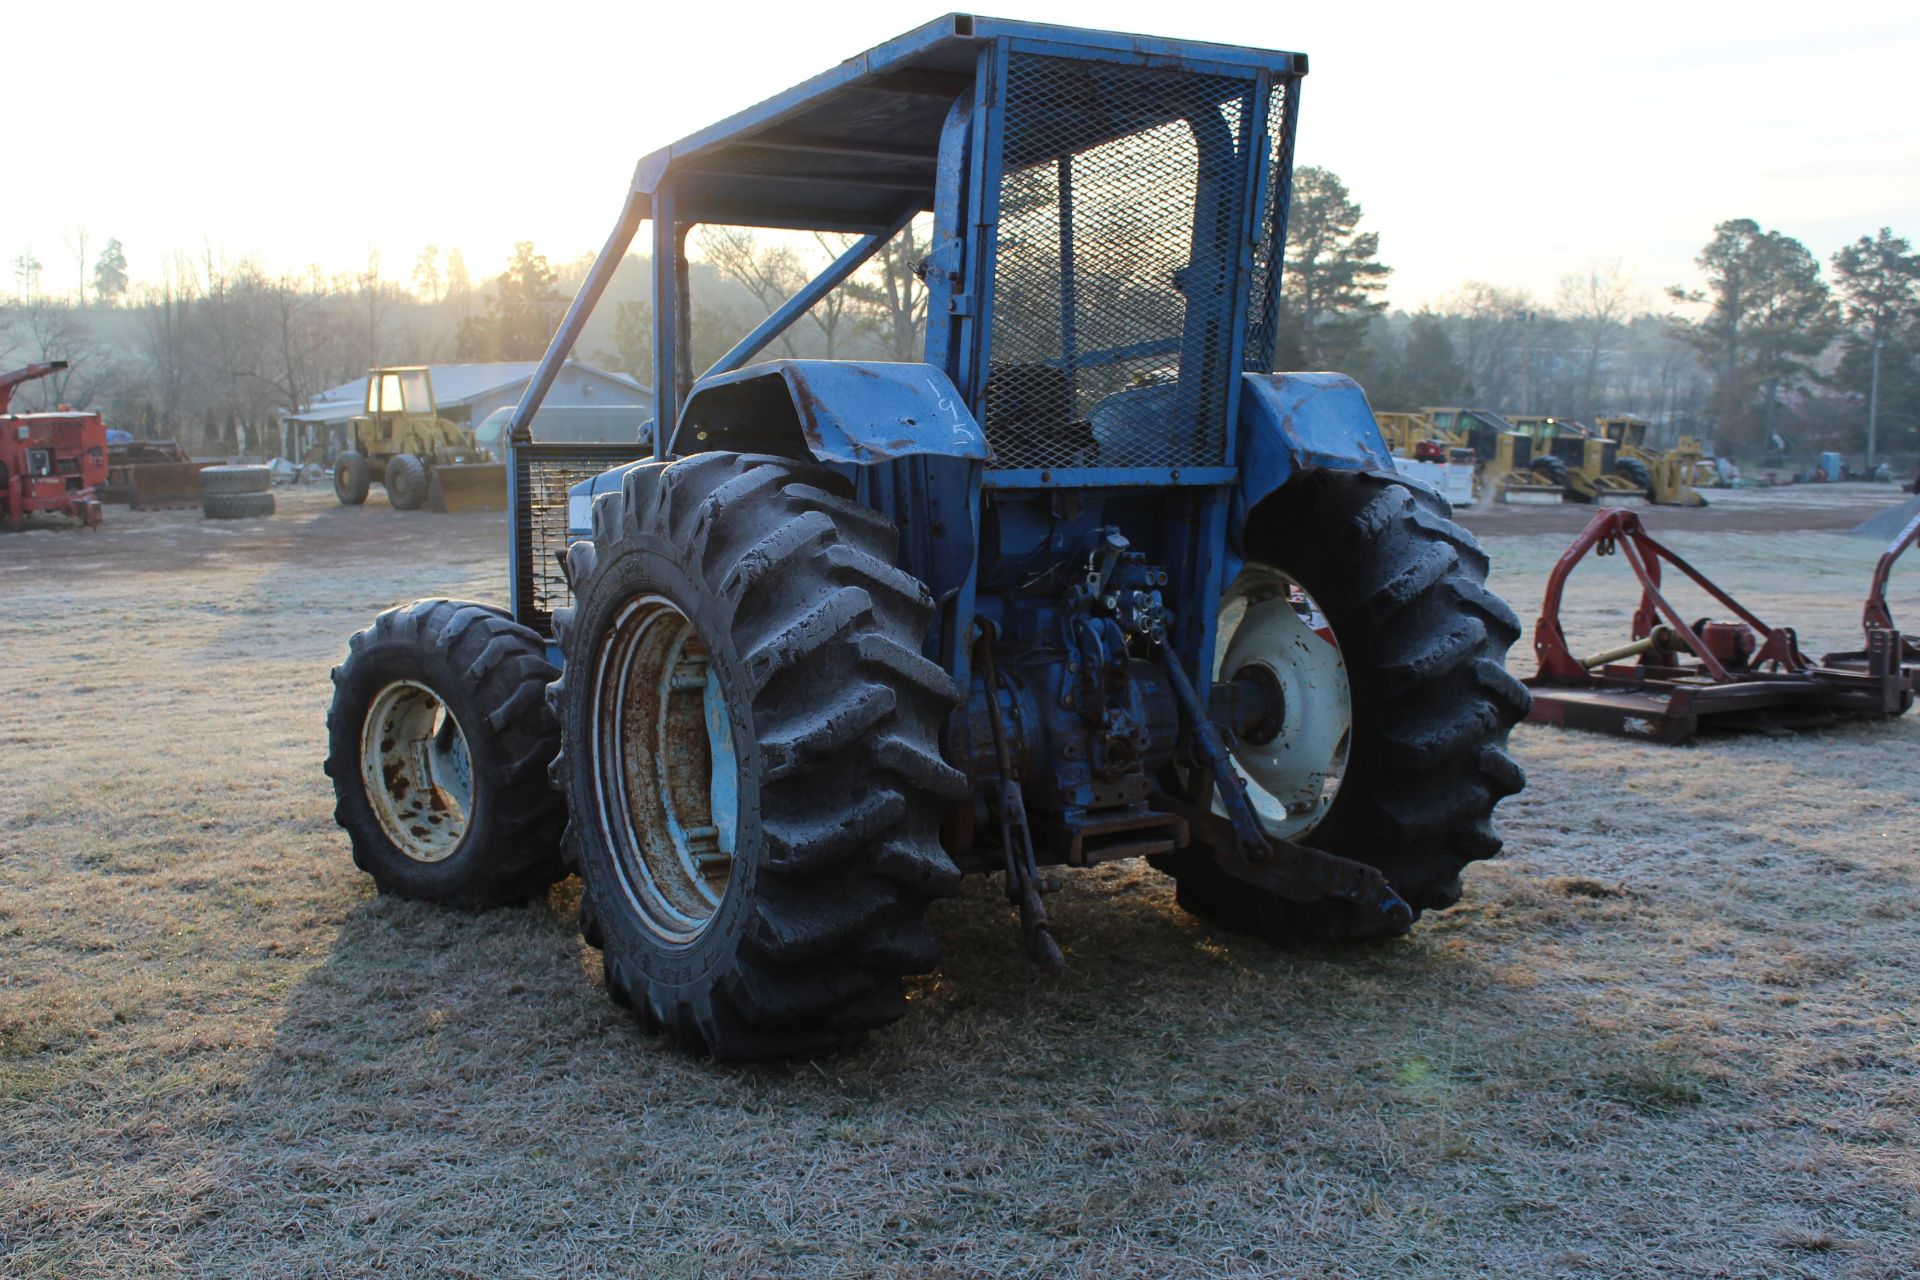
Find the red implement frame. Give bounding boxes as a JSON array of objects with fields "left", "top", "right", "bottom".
[
  {"left": 1524, "top": 508, "right": 1912, "bottom": 741},
  {"left": 1823, "top": 505, "right": 1920, "bottom": 677}
]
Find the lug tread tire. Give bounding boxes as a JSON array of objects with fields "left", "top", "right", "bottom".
[
  {"left": 386, "top": 453, "right": 429, "bottom": 511},
  {"left": 334, "top": 451, "right": 371, "bottom": 505},
  {"left": 1157, "top": 469, "right": 1527, "bottom": 944},
  {"left": 325, "top": 598, "right": 566, "bottom": 908},
  {"left": 202, "top": 490, "right": 275, "bottom": 520},
  {"left": 1531, "top": 454, "right": 1571, "bottom": 489},
  {"left": 200, "top": 464, "right": 272, "bottom": 495},
  {"left": 551, "top": 453, "right": 961, "bottom": 1060},
  {"left": 1615, "top": 457, "right": 1653, "bottom": 492}
]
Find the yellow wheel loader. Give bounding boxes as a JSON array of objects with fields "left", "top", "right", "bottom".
[{"left": 333, "top": 368, "right": 506, "bottom": 512}]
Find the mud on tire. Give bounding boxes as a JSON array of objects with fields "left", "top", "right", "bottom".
[
  {"left": 325, "top": 598, "right": 566, "bottom": 908},
  {"left": 550, "top": 452, "right": 964, "bottom": 1060},
  {"left": 1155, "top": 469, "right": 1528, "bottom": 943}
]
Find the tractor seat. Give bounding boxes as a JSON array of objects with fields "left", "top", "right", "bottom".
[{"left": 983, "top": 364, "right": 1097, "bottom": 468}]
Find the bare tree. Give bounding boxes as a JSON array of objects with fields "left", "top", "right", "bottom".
[
  {"left": 357, "top": 250, "right": 389, "bottom": 369},
  {"left": 0, "top": 300, "right": 115, "bottom": 409},
  {"left": 805, "top": 233, "right": 872, "bottom": 358},
  {"left": 445, "top": 249, "right": 472, "bottom": 301},
  {"left": 1441, "top": 281, "right": 1533, "bottom": 407},
  {"left": 694, "top": 226, "right": 807, "bottom": 358},
  {"left": 846, "top": 219, "right": 929, "bottom": 361},
  {"left": 12, "top": 250, "right": 43, "bottom": 300},
  {"left": 66, "top": 224, "right": 90, "bottom": 307},
  {"left": 412, "top": 245, "right": 444, "bottom": 303},
  {"left": 1557, "top": 258, "right": 1638, "bottom": 419}
]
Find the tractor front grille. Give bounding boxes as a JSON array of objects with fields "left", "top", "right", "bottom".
[
  {"left": 984, "top": 53, "right": 1259, "bottom": 472},
  {"left": 512, "top": 443, "right": 649, "bottom": 638}
]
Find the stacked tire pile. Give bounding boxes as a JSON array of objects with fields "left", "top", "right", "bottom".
[{"left": 200, "top": 465, "right": 276, "bottom": 520}]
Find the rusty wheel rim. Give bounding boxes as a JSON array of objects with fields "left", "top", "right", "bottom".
[
  {"left": 590, "top": 596, "right": 739, "bottom": 945},
  {"left": 360, "top": 680, "right": 474, "bottom": 863}
]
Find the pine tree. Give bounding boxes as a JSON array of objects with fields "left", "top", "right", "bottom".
[
  {"left": 457, "top": 242, "right": 567, "bottom": 361},
  {"left": 92, "top": 239, "right": 129, "bottom": 306},
  {"left": 1668, "top": 219, "right": 1836, "bottom": 448},
  {"left": 1274, "top": 167, "right": 1391, "bottom": 372}
]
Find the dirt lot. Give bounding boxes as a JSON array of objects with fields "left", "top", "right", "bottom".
[{"left": 3, "top": 483, "right": 1917, "bottom": 1278}]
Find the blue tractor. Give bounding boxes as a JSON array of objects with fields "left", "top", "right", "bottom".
[{"left": 326, "top": 15, "right": 1528, "bottom": 1059}]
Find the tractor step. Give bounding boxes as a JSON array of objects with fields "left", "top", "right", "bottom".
[{"left": 1050, "top": 808, "right": 1188, "bottom": 867}]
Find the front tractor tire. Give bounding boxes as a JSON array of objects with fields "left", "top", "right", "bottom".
[
  {"left": 1156, "top": 470, "right": 1528, "bottom": 943},
  {"left": 334, "top": 451, "right": 371, "bottom": 505},
  {"left": 551, "top": 452, "right": 965, "bottom": 1060},
  {"left": 325, "top": 599, "right": 566, "bottom": 908},
  {"left": 385, "top": 453, "right": 429, "bottom": 511}
]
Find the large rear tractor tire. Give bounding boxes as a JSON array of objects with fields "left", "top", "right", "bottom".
[
  {"left": 551, "top": 452, "right": 965, "bottom": 1059},
  {"left": 1154, "top": 470, "right": 1528, "bottom": 943},
  {"left": 385, "top": 453, "right": 429, "bottom": 511},
  {"left": 325, "top": 599, "right": 566, "bottom": 908},
  {"left": 334, "top": 451, "right": 371, "bottom": 505}
]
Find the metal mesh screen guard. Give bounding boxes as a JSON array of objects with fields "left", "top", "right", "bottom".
[
  {"left": 984, "top": 53, "right": 1258, "bottom": 471},
  {"left": 1244, "top": 79, "right": 1293, "bottom": 375},
  {"left": 512, "top": 444, "right": 649, "bottom": 638}
]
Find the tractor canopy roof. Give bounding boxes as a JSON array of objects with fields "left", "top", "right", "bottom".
[{"left": 625, "top": 13, "right": 1306, "bottom": 234}]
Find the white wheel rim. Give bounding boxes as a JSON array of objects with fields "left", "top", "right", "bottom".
[
  {"left": 1212, "top": 564, "right": 1352, "bottom": 840},
  {"left": 590, "top": 596, "right": 740, "bottom": 945},
  {"left": 360, "top": 680, "right": 473, "bottom": 862}
]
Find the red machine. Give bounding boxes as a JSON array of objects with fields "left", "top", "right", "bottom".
[
  {"left": 0, "top": 361, "right": 105, "bottom": 530},
  {"left": 1523, "top": 508, "right": 1912, "bottom": 741},
  {"left": 1824, "top": 505, "right": 1920, "bottom": 682}
]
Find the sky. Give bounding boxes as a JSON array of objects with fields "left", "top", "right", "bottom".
[{"left": 5, "top": 0, "right": 1918, "bottom": 312}]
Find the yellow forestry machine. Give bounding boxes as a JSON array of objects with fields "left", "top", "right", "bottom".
[
  {"left": 1420, "top": 407, "right": 1563, "bottom": 504},
  {"left": 1593, "top": 416, "right": 1713, "bottom": 507},
  {"left": 1508, "top": 414, "right": 1648, "bottom": 505},
  {"left": 1372, "top": 410, "right": 1476, "bottom": 505},
  {"left": 333, "top": 368, "right": 505, "bottom": 512}
]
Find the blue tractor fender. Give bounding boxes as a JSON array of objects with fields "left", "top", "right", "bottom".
[
  {"left": 561, "top": 360, "right": 990, "bottom": 540},
  {"left": 1230, "top": 372, "right": 1396, "bottom": 560},
  {"left": 670, "top": 359, "right": 991, "bottom": 465}
]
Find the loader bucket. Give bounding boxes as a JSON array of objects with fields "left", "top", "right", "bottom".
[
  {"left": 127, "top": 462, "right": 212, "bottom": 510},
  {"left": 428, "top": 462, "right": 508, "bottom": 513}
]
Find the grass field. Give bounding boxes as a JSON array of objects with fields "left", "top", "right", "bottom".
[{"left": 2, "top": 484, "right": 1916, "bottom": 1278}]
